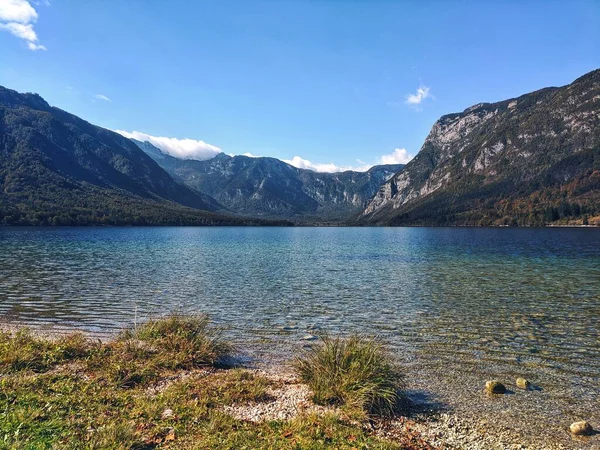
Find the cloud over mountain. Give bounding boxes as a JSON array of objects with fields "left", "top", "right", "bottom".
[
  {"left": 283, "top": 156, "right": 370, "bottom": 173},
  {"left": 117, "top": 130, "right": 412, "bottom": 173},
  {"left": 95, "top": 94, "right": 111, "bottom": 102},
  {"left": 379, "top": 148, "right": 413, "bottom": 165},
  {"left": 405, "top": 85, "right": 432, "bottom": 109},
  {"left": 115, "top": 130, "right": 222, "bottom": 161},
  {"left": 285, "top": 148, "right": 413, "bottom": 173}
]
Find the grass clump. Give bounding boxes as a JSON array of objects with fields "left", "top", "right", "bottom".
[
  {"left": 294, "top": 334, "right": 406, "bottom": 417},
  {"left": 87, "top": 315, "right": 233, "bottom": 388},
  {"left": 85, "top": 422, "right": 140, "bottom": 450},
  {"left": 190, "top": 411, "right": 402, "bottom": 450},
  {"left": 122, "top": 314, "right": 233, "bottom": 370},
  {"left": 177, "top": 369, "right": 272, "bottom": 406},
  {"left": 0, "top": 329, "right": 90, "bottom": 373}
]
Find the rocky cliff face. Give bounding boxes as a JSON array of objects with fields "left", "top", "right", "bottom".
[
  {"left": 133, "top": 140, "right": 403, "bottom": 222},
  {"left": 361, "top": 69, "right": 600, "bottom": 226}
]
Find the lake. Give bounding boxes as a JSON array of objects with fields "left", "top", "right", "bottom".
[{"left": 0, "top": 227, "right": 599, "bottom": 445}]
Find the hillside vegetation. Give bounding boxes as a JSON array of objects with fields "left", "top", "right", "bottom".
[{"left": 0, "top": 86, "right": 286, "bottom": 226}]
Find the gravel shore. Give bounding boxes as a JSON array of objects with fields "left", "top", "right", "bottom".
[{"left": 215, "top": 366, "right": 600, "bottom": 450}]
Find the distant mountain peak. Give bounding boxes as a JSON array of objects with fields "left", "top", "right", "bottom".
[
  {"left": 133, "top": 139, "right": 404, "bottom": 222},
  {"left": 214, "top": 152, "right": 233, "bottom": 160},
  {"left": 0, "top": 86, "right": 51, "bottom": 111}
]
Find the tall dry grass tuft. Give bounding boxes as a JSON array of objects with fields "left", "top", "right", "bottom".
[
  {"left": 86, "top": 314, "right": 233, "bottom": 388},
  {"left": 294, "top": 334, "right": 406, "bottom": 418}
]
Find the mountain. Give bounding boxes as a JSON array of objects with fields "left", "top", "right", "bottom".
[
  {"left": 360, "top": 69, "right": 600, "bottom": 226},
  {"left": 0, "top": 86, "right": 284, "bottom": 226},
  {"left": 133, "top": 139, "right": 404, "bottom": 222}
]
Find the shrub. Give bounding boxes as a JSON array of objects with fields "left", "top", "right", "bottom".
[{"left": 294, "top": 334, "right": 406, "bottom": 417}]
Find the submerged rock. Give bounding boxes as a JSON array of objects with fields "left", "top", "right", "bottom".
[
  {"left": 485, "top": 380, "right": 506, "bottom": 394},
  {"left": 570, "top": 421, "right": 593, "bottom": 436},
  {"left": 516, "top": 377, "right": 530, "bottom": 389},
  {"left": 301, "top": 335, "right": 318, "bottom": 341}
]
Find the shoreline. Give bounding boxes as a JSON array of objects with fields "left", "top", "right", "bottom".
[
  {"left": 1, "top": 322, "right": 597, "bottom": 449},
  {"left": 1, "top": 224, "right": 599, "bottom": 228}
]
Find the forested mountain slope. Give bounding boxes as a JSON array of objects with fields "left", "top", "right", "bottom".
[{"left": 0, "top": 86, "right": 280, "bottom": 226}]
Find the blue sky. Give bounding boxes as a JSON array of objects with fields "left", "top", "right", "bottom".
[{"left": 1, "top": 0, "right": 599, "bottom": 171}]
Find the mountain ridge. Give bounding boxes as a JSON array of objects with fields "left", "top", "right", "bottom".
[
  {"left": 2, "top": 67, "right": 598, "bottom": 227},
  {"left": 132, "top": 139, "right": 403, "bottom": 222},
  {"left": 0, "top": 86, "right": 286, "bottom": 226},
  {"left": 359, "top": 68, "right": 600, "bottom": 226}
]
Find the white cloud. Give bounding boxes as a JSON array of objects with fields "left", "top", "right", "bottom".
[
  {"left": 115, "top": 130, "right": 222, "bottom": 161},
  {"left": 95, "top": 94, "right": 111, "bottom": 102},
  {"left": 405, "top": 85, "right": 431, "bottom": 106},
  {"left": 378, "top": 148, "right": 413, "bottom": 165},
  {"left": 0, "top": 21, "right": 34, "bottom": 39},
  {"left": 115, "top": 130, "right": 412, "bottom": 172},
  {"left": 284, "top": 149, "right": 413, "bottom": 173},
  {"left": 0, "top": 0, "right": 46, "bottom": 50},
  {"left": 283, "top": 156, "right": 366, "bottom": 173},
  {"left": 27, "top": 41, "right": 44, "bottom": 50},
  {"left": 0, "top": 0, "right": 36, "bottom": 22}
]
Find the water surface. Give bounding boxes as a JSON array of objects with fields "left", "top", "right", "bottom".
[{"left": 0, "top": 227, "right": 599, "bottom": 446}]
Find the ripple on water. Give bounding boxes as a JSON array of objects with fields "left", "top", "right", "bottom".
[{"left": 0, "top": 227, "right": 599, "bottom": 446}]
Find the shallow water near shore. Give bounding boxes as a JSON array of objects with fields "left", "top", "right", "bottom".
[{"left": 1, "top": 226, "right": 599, "bottom": 448}]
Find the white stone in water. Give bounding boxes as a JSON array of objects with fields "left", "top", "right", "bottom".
[{"left": 301, "top": 335, "right": 318, "bottom": 341}]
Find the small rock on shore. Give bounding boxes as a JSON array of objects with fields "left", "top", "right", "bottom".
[
  {"left": 516, "top": 378, "right": 530, "bottom": 390},
  {"left": 485, "top": 380, "right": 506, "bottom": 394},
  {"left": 570, "top": 421, "right": 593, "bottom": 436}
]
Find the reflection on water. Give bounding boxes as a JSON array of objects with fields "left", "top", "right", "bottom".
[{"left": 0, "top": 227, "right": 599, "bottom": 418}]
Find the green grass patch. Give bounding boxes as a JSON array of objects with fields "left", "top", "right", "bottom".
[
  {"left": 86, "top": 315, "right": 233, "bottom": 388},
  {"left": 294, "top": 334, "right": 406, "bottom": 418},
  {"left": 0, "top": 319, "right": 424, "bottom": 449},
  {"left": 0, "top": 329, "right": 90, "bottom": 373},
  {"left": 122, "top": 315, "right": 233, "bottom": 370}
]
